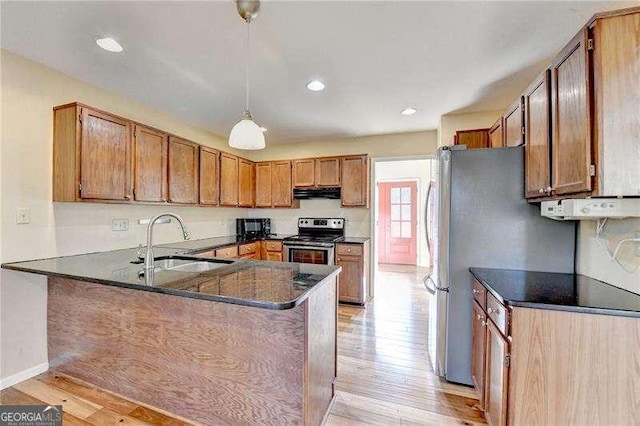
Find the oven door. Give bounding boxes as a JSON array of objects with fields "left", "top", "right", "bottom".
[{"left": 284, "top": 244, "right": 335, "bottom": 265}]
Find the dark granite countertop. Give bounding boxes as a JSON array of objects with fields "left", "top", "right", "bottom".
[
  {"left": 1, "top": 246, "right": 339, "bottom": 310},
  {"left": 470, "top": 268, "right": 640, "bottom": 318},
  {"left": 340, "top": 237, "right": 370, "bottom": 244},
  {"left": 158, "top": 234, "right": 293, "bottom": 254}
]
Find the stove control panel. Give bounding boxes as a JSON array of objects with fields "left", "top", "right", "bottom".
[{"left": 298, "top": 218, "right": 344, "bottom": 229}]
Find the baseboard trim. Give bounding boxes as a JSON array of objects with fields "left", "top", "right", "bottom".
[{"left": 0, "top": 362, "right": 49, "bottom": 390}]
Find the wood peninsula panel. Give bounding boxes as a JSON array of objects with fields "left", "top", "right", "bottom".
[
  {"left": 550, "top": 29, "right": 592, "bottom": 196},
  {"left": 168, "top": 137, "right": 199, "bottom": 204},
  {"left": 509, "top": 307, "right": 640, "bottom": 425},
  {"left": 133, "top": 125, "right": 167, "bottom": 202},
  {"left": 79, "top": 108, "right": 132, "bottom": 201},
  {"left": 48, "top": 277, "right": 337, "bottom": 425},
  {"left": 199, "top": 146, "right": 219, "bottom": 205},
  {"left": 53, "top": 104, "right": 81, "bottom": 201}
]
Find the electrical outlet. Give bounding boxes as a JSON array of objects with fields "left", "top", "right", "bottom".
[
  {"left": 16, "top": 208, "right": 31, "bottom": 224},
  {"left": 112, "top": 219, "right": 129, "bottom": 231}
]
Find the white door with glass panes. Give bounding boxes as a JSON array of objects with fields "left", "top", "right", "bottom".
[{"left": 377, "top": 181, "right": 417, "bottom": 265}]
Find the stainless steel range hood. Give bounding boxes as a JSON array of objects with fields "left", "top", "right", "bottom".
[{"left": 293, "top": 187, "right": 341, "bottom": 200}]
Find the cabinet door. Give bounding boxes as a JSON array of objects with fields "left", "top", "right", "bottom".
[
  {"left": 341, "top": 155, "right": 368, "bottom": 207},
  {"left": 79, "top": 108, "right": 132, "bottom": 200},
  {"left": 133, "top": 125, "right": 167, "bottom": 202},
  {"left": 219, "top": 153, "right": 239, "bottom": 206},
  {"left": 238, "top": 158, "right": 255, "bottom": 207},
  {"left": 485, "top": 320, "right": 509, "bottom": 426},
  {"left": 293, "top": 159, "right": 315, "bottom": 187},
  {"left": 454, "top": 129, "right": 490, "bottom": 149},
  {"left": 471, "top": 301, "right": 487, "bottom": 408},
  {"left": 551, "top": 29, "right": 592, "bottom": 196},
  {"left": 489, "top": 118, "right": 504, "bottom": 148},
  {"left": 265, "top": 251, "right": 283, "bottom": 262},
  {"left": 315, "top": 157, "right": 341, "bottom": 187},
  {"left": 199, "top": 146, "right": 219, "bottom": 205},
  {"left": 336, "top": 254, "right": 363, "bottom": 304},
  {"left": 255, "top": 162, "right": 273, "bottom": 207},
  {"left": 272, "top": 160, "right": 293, "bottom": 207},
  {"left": 168, "top": 137, "right": 199, "bottom": 204},
  {"left": 504, "top": 97, "right": 524, "bottom": 147},
  {"left": 524, "top": 70, "right": 552, "bottom": 198}
]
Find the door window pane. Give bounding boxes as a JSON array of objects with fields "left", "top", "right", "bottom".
[
  {"left": 401, "top": 221, "right": 412, "bottom": 238},
  {"left": 401, "top": 187, "right": 411, "bottom": 203},
  {"left": 391, "top": 204, "right": 401, "bottom": 220},
  {"left": 401, "top": 204, "right": 411, "bottom": 220},
  {"left": 391, "top": 222, "right": 401, "bottom": 238},
  {"left": 391, "top": 188, "right": 401, "bottom": 203}
]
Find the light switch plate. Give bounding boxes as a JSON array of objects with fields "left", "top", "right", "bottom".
[
  {"left": 112, "top": 219, "right": 129, "bottom": 231},
  {"left": 16, "top": 208, "right": 31, "bottom": 224}
]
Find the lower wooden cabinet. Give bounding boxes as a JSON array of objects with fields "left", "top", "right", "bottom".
[
  {"left": 215, "top": 245, "right": 238, "bottom": 259},
  {"left": 484, "top": 319, "right": 509, "bottom": 426},
  {"left": 471, "top": 301, "right": 487, "bottom": 408},
  {"left": 335, "top": 241, "right": 369, "bottom": 305},
  {"left": 261, "top": 240, "right": 283, "bottom": 262}
]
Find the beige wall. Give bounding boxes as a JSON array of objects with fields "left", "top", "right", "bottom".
[
  {"left": 576, "top": 219, "right": 640, "bottom": 294},
  {"left": 438, "top": 110, "right": 502, "bottom": 147},
  {"left": 0, "top": 50, "right": 251, "bottom": 385},
  {"left": 248, "top": 131, "right": 438, "bottom": 162}
]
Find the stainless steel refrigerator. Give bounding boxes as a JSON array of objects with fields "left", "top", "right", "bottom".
[{"left": 424, "top": 146, "right": 575, "bottom": 386}]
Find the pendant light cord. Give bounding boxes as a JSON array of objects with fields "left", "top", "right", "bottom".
[{"left": 245, "top": 20, "right": 250, "bottom": 112}]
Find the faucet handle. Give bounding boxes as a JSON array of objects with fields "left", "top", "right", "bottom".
[{"left": 136, "top": 244, "right": 146, "bottom": 260}]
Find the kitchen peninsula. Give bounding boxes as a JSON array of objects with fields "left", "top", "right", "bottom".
[{"left": 2, "top": 244, "right": 340, "bottom": 426}]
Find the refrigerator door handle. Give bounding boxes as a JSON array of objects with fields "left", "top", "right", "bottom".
[
  {"left": 425, "top": 182, "right": 432, "bottom": 253},
  {"left": 423, "top": 275, "right": 448, "bottom": 294}
]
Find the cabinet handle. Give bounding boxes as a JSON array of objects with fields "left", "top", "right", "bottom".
[
  {"left": 472, "top": 289, "right": 479, "bottom": 295},
  {"left": 337, "top": 258, "right": 341, "bottom": 262},
  {"left": 124, "top": 195, "right": 131, "bottom": 200},
  {"left": 347, "top": 248, "right": 352, "bottom": 253},
  {"left": 487, "top": 308, "right": 496, "bottom": 314},
  {"left": 481, "top": 320, "right": 487, "bottom": 327},
  {"left": 538, "top": 188, "right": 544, "bottom": 194}
]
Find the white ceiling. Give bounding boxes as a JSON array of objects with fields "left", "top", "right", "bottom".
[{"left": 1, "top": 1, "right": 636, "bottom": 145}]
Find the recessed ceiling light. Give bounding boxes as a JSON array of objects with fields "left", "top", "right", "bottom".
[
  {"left": 307, "top": 80, "right": 325, "bottom": 92},
  {"left": 259, "top": 127, "right": 267, "bottom": 132},
  {"left": 401, "top": 107, "right": 417, "bottom": 116},
  {"left": 96, "top": 37, "right": 123, "bottom": 53}
]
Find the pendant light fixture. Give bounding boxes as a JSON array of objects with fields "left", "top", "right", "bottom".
[{"left": 229, "top": 0, "right": 265, "bottom": 150}]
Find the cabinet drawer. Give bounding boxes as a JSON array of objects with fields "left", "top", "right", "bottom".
[
  {"left": 215, "top": 246, "right": 238, "bottom": 259},
  {"left": 336, "top": 244, "right": 363, "bottom": 256},
  {"left": 239, "top": 242, "right": 258, "bottom": 255},
  {"left": 265, "top": 251, "right": 283, "bottom": 262},
  {"left": 472, "top": 279, "right": 487, "bottom": 309},
  {"left": 196, "top": 249, "right": 216, "bottom": 258},
  {"left": 486, "top": 292, "right": 509, "bottom": 336},
  {"left": 264, "top": 240, "right": 282, "bottom": 252}
]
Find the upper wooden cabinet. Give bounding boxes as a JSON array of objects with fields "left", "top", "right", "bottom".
[
  {"left": 550, "top": 30, "right": 592, "bottom": 197},
  {"left": 525, "top": 8, "right": 640, "bottom": 200},
  {"left": 255, "top": 162, "right": 273, "bottom": 207},
  {"left": 133, "top": 125, "right": 168, "bottom": 202},
  {"left": 341, "top": 155, "right": 369, "bottom": 207},
  {"left": 454, "top": 129, "right": 490, "bottom": 149},
  {"left": 524, "top": 71, "right": 552, "bottom": 199},
  {"left": 168, "top": 137, "right": 199, "bottom": 204},
  {"left": 489, "top": 118, "right": 504, "bottom": 148},
  {"left": 238, "top": 158, "right": 255, "bottom": 207},
  {"left": 315, "top": 157, "right": 341, "bottom": 187},
  {"left": 199, "top": 146, "right": 219, "bottom": 205},
  {"left": 219, "top": 152, "right": 239, "bottom": 207},
  {"left": 503, "top": 97, "right": 524, "bottom": 147},
  {"left": 293, "top": 157, "right": 341, "bottom": 187},
  {"left": 53, "top": 104, "right": 133, "bottom": 202}
]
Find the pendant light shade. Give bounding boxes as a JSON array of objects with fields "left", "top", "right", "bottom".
[
  {"left": 229, "top": 110, "right": 265, "bottom": 150},
  {"left": 229, "top": 0, "right": 265, "bottom": 150}
]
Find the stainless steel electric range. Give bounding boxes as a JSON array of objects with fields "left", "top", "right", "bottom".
[{"left": 283, "top": 218, "right": 345, "bottom": 265}]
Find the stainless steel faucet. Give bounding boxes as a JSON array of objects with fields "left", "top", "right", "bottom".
[{"left": 143, "top": 213, "right": 191, "bottom": 275}]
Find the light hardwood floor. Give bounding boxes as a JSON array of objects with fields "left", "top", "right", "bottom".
[{"left": 0, "top": 264, "right": 485, "bottom": 425}]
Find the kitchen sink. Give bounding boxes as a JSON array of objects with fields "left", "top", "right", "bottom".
[{"left": 132, "top": 256, "right": 233, "bottom": 273}]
